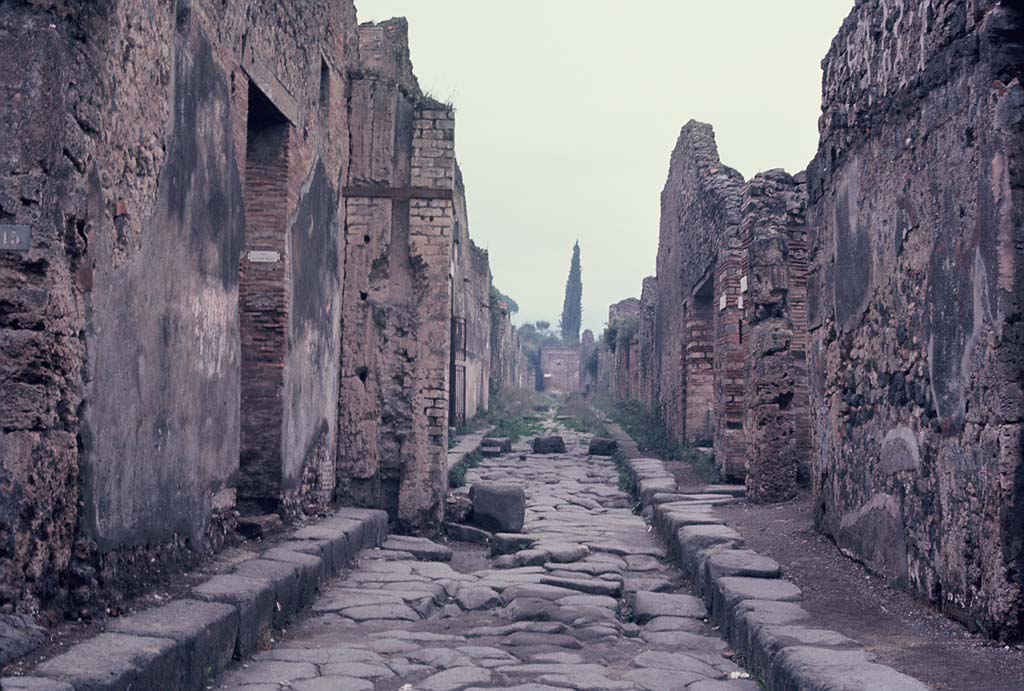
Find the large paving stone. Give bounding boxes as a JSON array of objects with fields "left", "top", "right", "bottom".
[
  {"left": 33, "top": 633, "right": 182, "bottom": 691},
  {"left": 688, "top": 681, "right": 760, "bottom": 691},
  {"left": 622, "top": 667, "right": 706, "bottom": 690},
  {"left": 470, "top": 482, "right": 526, "bottom": 533},
  {"left": 712, "top": 576, "right": 802, "bottom": 622},
  {"left": 539, "top": 575, "right": 621, "bottom": 597},
  {"left": 632, "top": 650, "right": 720, "bottom": 678},
  {"left": 233, "top": 558, "right": 303, "bottom": 626},
  {"left": 191, "top": 573, "right": 275, "bottom": 657},
  {"left": 699, "top": 550, "right": 781, "bottom": 603},
  {"left": 0, "top": 678, "right": 75, "bottom": 691},
  {"left": 292, "top": 677, "right": 372, "bottom": 691},
  {"left": 633, "top": 591, "right": 706, "bottom": 623},
  {"left": 382, "top": 535, "right": 453, "bottom": 562},
  {"left": 107, "top": 598, "right": 237, "bottom": 690},
  {"left": 532, "top": 436, "right": 567, "bottom": 454},
  {"left": 749, "top": 624, "right": 861, "bottom": 674},
  {"left": 457, "top": 586, "right": 502, "bottom": 611},
  {"left": 491, "top": 533, "right": 537, "bottom": 555},
  {"left": 771, "top": 646, "right": 929, "bottom": 690},
  {"left": 675, "top": 524, "right": 745, "bottom": 571},
  {"left": 420, "top": 666, "right": 493, "bottom": 690}
]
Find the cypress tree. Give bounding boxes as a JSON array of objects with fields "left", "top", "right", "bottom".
[{"left": 560, "top": 241, "right": 583, "bottom": 344}]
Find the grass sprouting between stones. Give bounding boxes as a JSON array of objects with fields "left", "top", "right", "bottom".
[{"left": 597, "top": 396, "right": 721, "bottom": 484}]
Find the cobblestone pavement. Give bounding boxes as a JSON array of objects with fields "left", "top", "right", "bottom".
[{"left": 216, "top": 423, "right": 757, "bottom": 691}]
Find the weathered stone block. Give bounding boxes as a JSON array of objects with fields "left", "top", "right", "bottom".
[
  {"left": 482, "top": 437, "right": 512, "bottom": 452},
  {"left": 33, "top": 633, "right": 182, "bottom": 691},
  {"left": 191, "top": 574, "right": 275, "bottom": 658},
  {"left": 470, "top": 482, "right": 526, "bottom": 533},
  {"left": 107, "top": 599, "right": 238, "bottom": 691},
  {"left": 587, "top": 437, "right": 618, "bottom": 456},
  {"left": 532, "top": 436, "right": 566, "bottom": 454}
]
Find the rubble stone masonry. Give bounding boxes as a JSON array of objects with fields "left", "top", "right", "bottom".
[
  {"left": 596, "top": 0, "right": 1024, "bottom": 641},
  {"left": 806, "top": 0, "right": 1024, "bottom": 639}
]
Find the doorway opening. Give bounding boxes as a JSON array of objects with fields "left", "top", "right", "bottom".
[
  {"left": 686, "top": 275, "right": 715, "bottom": 445},
  {"left": 238, "top": 79, "right": 291, "bottom": 515}
]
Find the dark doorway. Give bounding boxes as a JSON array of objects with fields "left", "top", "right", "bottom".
[{"left": 238, "top": 79, "right": 291, "bottom": 514}]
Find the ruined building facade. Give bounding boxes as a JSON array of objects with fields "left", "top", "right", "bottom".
[
  {"left": 593, "top": 0, "right": 1024, "bottom": 641},
  {"left": 0, "top": 1, "right": 522, "bottom": 619}
]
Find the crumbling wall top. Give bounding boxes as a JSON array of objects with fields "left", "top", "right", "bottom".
[{"left": 356, "top": 17, "right": 421, "bottom": 95}]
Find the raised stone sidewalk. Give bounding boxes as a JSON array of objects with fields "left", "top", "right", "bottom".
[
  {"left": 610, "top": 422, "right": 931, "bottom": 691},
  {"left": 1, "top": 508, "right": 388, "bottom": 691}
]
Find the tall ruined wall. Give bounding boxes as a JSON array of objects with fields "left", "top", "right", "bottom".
[
  {"left": 450, "top": 167, "right": 491, "bottom": 423},
  {"left": 743, "top": 171, "right": 809, "bottom": 502},
  {"left": 337, "top": 19, "right": 453, "bottom": 533},
  {"left": 638, "top": 277, "right": 658, "bottom": 410},
  {"left": 654, "top": 123, "right": 744, "bottom": 445},
  {"left": 0, "top": 0, "right": 355, "bottom": 615},
  {"left": 806, "top": 0, "right": 1024, "bottom": 639},
  {"left": 489, "top": 301, "right": 525, "bottom": 396}
]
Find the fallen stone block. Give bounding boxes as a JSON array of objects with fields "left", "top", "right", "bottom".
[
  {"left": 107, "top": 598, "right": 237, "bottom": 690},
  {"left": 482, "top": 437, "right": 513, "bottom": 452},
  {"left": 33, "top": 633, "right": 182, "bottom": 691},
  {"left": 445, "top": 522, "right": 492, "bottom": 544},
  {"left": 532, "top": 436, "right": 567, "bottom": 454},
  {"left": 632, "top": 591, "right": 706, "bottom": 623},
  {"left": 191, "top": 574, "right": 275, "bottom": 658},
  {"left": 587, "top": 437, "right": 618, "bottom": 456},
  {"left": 470, "top": 482, "right": 526, "bottom": 533},
  {"left": 383, "top": 535, "right": 453, "bottom": 562}
]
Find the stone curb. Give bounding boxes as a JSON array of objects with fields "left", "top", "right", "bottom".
[
  {"left": 3, "top": 507, "right": 388, "bottom": 691},
  {"left": 619, "top": 454, "right": 931, "bottom": 691}
]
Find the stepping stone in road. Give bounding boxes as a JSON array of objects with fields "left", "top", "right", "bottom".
[
  {"left": 532, "top": 436, "right": 567, "bottom": 454},
  {"left": 587, "top": 437, "right": 619, "bottom": 456},
  {"left": 470, "top": 482, "right": 526, "bottom": 533}
]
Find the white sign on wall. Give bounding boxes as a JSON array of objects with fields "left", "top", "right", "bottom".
[{"left": 248, "top": 250, "right": 281, "bottom": 263}]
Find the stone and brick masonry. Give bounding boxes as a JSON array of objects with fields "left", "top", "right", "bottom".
[
  {"left": 595, "top": 0, "right": 1024, "bottom": 640},
  {"left": 0, "top": 2, "right": 525, "bottom": 624}
]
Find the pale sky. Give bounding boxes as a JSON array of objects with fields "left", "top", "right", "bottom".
[{"left": 357, "top": 1, "right": 854, "bottom": 334}]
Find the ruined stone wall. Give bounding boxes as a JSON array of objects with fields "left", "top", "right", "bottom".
[
  {"left": 579, "top": 329, "right": 597, "bottom": 393},
  {"left": 638, "top": 277, "right": 658, "bottom": 410},
  {"left": 489, "top": 303, "right": 525, "bottom": 396},
  {"left": 806, "top": 0, "right": 1024, "bottom": 639},
  {"left": 743, "top": 171, "right": 809, "bottom": 502},
  {"left": 336, "top": 19, "right": 453, "bottom": 534},
  {"left": 654, "top": 123, "right": 744, "bottom": 445},
  {"left": 0, "top": 0, "right": 356, "bottom": 615},
  {"left": 450, "top": 168, "right": 491, "bottom": 423},
  {"left": 541, "top": 347, "right": 580, "bottom": 394}
]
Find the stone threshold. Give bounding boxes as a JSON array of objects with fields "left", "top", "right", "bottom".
[
  {"left": 1, "top": 508, "right": 389, "bottom": 691},
  {"left": 609, "top": 423, "right": 931, "bottom": 691}
]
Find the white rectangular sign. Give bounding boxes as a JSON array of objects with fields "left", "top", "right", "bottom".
[{"left": 248, "top": 250, "right": 280, "bottom": 264}]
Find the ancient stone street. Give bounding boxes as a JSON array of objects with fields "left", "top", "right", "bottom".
[{"left": 215, "top": 420, "right": 756, "bottom": 691}]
